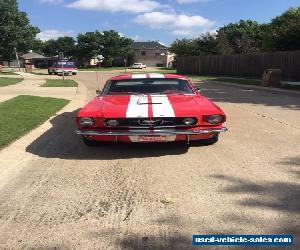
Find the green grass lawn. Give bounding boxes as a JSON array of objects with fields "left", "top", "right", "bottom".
[
  {"left": 0, "top": 95, "right": 69, "bottom": 149},
  {"left": 0, "top": 77, "right": 23, "bottom": 87},
  {"left": 42, "top": 79, "right": 78, "bottom": 87},
  {"left": 187, "top": 75, "right": 219, "bottom": 81},
  {"left": 281, "top": 84, "right": 300, "bottom": 91}
]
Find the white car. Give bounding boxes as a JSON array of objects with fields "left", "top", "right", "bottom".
[{"left": 131, "top": 63, "right": 146, "bottom": 69}]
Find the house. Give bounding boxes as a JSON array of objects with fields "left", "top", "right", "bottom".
[
  {"left": 132, "top": 41, "right": 175, "bottom": 67},
  {"left": 21, "top": 51, "right": 48, "bottom": 68},
  {"left": 2, "top": 51, "right": 59, "bottom": 68}
]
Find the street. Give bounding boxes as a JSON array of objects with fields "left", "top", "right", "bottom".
[{"left": 0, "top": 72, "right": 299, "bottom": 249}]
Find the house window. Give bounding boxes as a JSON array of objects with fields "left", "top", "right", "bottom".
[{"left": 141, "top": 51, "right": 146, "bottom": 56}]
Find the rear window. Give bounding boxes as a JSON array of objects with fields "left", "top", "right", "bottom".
[{"left": 103, "top": 78, "right": 194, "bottom": 95}]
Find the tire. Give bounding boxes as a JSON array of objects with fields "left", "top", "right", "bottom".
[
  {"left": 201, "top": 134, "right": 219, "bottom": 145},
  {"left": 82, "top": 136, "right": 99, "bottom": 147},
  {"left": 48, "top": 70, "right": 52, "bottom": 75},
  {"left": 72, "top": 72, "right": 77, "bottom": 75}
]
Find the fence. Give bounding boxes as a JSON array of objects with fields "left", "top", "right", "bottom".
[{"left": 177, "top": 50, "right": 300, "bottom": 81}]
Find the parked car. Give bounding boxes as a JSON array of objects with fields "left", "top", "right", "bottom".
[
  {"left": 48, "top": 61, "right": 78, "bottom": 75},
  {"left": 75, "top": 73, "right": 227, "bottom": 146},
  {"left": 130, "top": 63, "right": 146, "bottom": 69}
]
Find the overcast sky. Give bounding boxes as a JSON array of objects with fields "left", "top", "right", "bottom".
[{"left": 19, "top": 0, "right": 300, "bottom": 45}]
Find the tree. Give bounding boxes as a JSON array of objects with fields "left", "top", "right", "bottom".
[
  {"left": 169, "top": 39, "right": 200, "bottom": 56},
  {"left": 41, "top": 37, "right": 76, "bottom": 58},
  {"left": 194, "top": 32, "right": 218, "bottom": 55},
  {"left": 170, "top": 21, "right": 265, "bottom": 56},
  {"left": 75, "top": 30, "right": 133, "bottom": 66},
  {"left": 0, "top": 0, "right": 40, "bottom": 63},
  {"left": 169, "top": 39, "right": 190, "bottom": 56},
  {"left": 218, "top": 20, "right": 265, "bottom": 54},
  {"left": 30, "top": 39, "right": 44, "bottom": 54},
  {"left": 100, "top": 30, "right": 133, "bottom": 67},
  {"left": 75, "top": 31, "right": 103, "bottom": 65},
  {"left": 263, "top": 7, "right": 300, "bottom": 51},
  {"left": 55, "top": 37, "right": 76, "bottom": 58},
  {"left": 170, "top": 7, "right": 300, "bottom": 56},
  {"left": 42, "top": 39, "right": 58, "bottom": 57},
  {"left": 216, "top": 30, "right": 233, "bottom": 55},
  {"left": 170, "top": 33, "right": 218, "bottom": 57}
]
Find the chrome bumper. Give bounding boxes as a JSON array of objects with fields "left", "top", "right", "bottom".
[{"left": 75, "top": 127, "right": 227, "bottom": 136}]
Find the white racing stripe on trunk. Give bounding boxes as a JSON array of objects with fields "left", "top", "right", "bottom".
[
  {"left": 126, "top": 95, "right": 148, "bottom": 118},
  {"left": 148, "top": 73, "right": 164, "bottom": 78},
  {"left": 151, "top": 95, "right": 175, "bottom": 117},
  {"left": 131, "top": 74, "right": 147, "bottom": 79}
]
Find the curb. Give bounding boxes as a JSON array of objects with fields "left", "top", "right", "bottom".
[{"left": 203, "top": 80, "right": 300, "bottom": 97}]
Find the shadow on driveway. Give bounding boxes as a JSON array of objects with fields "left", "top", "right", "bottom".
[
  {"left": 211, "top": 174, "right": 300, "bottom": 214},
  {"left": 26, "top": 110, "right": 196, "bottom": 160},
  {"left": 209, "top": 173, "right": 300, "bottom": 248}
]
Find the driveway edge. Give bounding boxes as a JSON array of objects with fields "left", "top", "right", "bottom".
[{"left": 0, "top": 80, "right": 87, "bottom": 190}]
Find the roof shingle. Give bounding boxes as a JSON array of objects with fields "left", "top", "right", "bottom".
[
  {"left": 21, "top": 52, "right": 46, "bottom": 59},
  {"left": 132, "top": 41, "right": 167, "bottom": 50}
]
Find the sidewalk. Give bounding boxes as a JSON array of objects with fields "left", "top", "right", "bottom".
[{"left": 0, "top": 74, "right": 77, "bottom": 103}]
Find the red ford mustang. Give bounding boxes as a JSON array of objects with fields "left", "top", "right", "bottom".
[{"left": 75, "top": 73, "right": 227, "bottom": 146}]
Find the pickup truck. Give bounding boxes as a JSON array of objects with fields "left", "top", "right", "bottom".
[{"left": 48, "top": 61, "right": 78, "bottom": 75}]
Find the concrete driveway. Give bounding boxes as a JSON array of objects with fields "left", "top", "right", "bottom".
[{"left": 0, "top": 72, "right": 299, "bottom": 249}]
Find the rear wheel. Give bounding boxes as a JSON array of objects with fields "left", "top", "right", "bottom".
[{"left": 82, "top": 136, "right": 99, "bottom": 147}]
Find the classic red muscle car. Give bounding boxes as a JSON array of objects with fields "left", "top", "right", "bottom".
[{"left": 75, "top": 73, "right": 227, "bottom": 146}]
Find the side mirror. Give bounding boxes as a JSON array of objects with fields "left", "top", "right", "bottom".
[
  {"left": 96, "top": 89, "right": 101, "bottom": 95},
  {"left": 195, "top": 87, "right": 202, "bottom": 92}
]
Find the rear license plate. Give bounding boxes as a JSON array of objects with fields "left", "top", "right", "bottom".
[{"left": 138, "top": 135, "right": 167, "bottom": 142}]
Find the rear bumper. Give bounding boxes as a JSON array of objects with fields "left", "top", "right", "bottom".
[
  {"left": 53, "top": 69, "right": 77, "bottom": 74},
  {"left": 130, "top": 66, "right": 143, "bottom": 69},
  {"left": 75, "top": 127, "right": 227, "bottom": 136}
]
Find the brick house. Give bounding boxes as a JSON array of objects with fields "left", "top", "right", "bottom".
[
  {"left": 2, "top": 51, "right": 47, "bottom": 68},
  {"left": 132, "top": 41, "right": 175, "bottom": 67}
]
